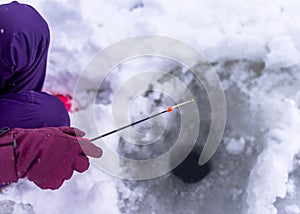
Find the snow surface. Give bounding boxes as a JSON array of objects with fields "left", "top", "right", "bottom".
[
  {"left": 224, "top": 137, "right": 246, "bottom": 155},
  {"left": 0, "top": 0, "right": 300, "bottom": 213}
]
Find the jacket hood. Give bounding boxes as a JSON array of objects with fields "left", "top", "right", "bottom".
[{"left": 0, "top": 1, "right": 50, "bottom": 95}]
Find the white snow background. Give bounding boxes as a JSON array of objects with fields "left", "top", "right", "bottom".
[{"left": 0, "top": 0, "right": 300, "bottom": 214}]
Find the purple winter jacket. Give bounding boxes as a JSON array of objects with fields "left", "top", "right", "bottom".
[
  {"left": 0, "top": 1, "right": 70, "bottom": 128},
  {"left": 0, "top": 1, "right": 72, "bottom": 188}
]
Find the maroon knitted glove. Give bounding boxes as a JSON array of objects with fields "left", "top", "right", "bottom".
[{"left": 0, "top": 127, "right": 102, "bottom": 190}]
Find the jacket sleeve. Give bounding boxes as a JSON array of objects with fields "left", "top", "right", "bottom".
[{"left": 0, "top": 131, "right": 18, "bottom": 184}]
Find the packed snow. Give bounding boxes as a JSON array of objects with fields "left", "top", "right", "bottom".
[{"left": 1, "top": 0, "right": 300, "bottom": 213}]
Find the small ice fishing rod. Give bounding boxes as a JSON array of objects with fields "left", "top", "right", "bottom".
[{"left": 90, "top": 98, "right": 195, "bottom": 142}]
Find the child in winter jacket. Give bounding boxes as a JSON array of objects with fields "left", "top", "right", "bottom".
[{"left": 0, "top": 1, "right": 102, "bottom": 190}]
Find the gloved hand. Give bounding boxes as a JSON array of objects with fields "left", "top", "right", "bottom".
[{"left": 0, "top": 126, "right": 102, "bottom": 190}]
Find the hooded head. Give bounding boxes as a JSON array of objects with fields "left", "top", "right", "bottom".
[{"left": 0, "top": 1, "right": 50, "bottom": 95}]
